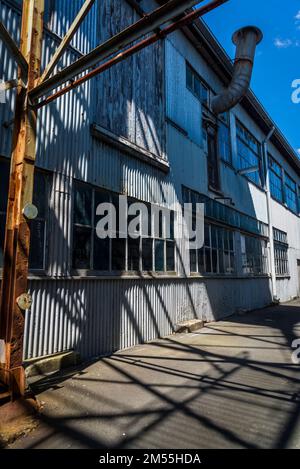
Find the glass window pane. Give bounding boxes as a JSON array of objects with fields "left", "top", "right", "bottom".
[
  {"left": 155, "top": 240, "right": 164, "bottom": 272},
  {"left": 198, "top": 248, "right": 204, "bottom": 273},
  {"left": 72, "top": 226, "right": 91, "bottom": 269},
  {"left": 111, "top": 193, "right": 121, "bottom": 233},
  {"left": 190, "top": 249, "right": 197, "bottom": 273},
  {"left": 194, "top": 76, "right": 202, "bottom": 100},
  {"left": 211, "top": 226, "right": 217, "bottom": 248},
  {"left": 236, "top": 120, "right": 262, "bottom": 186},
  {"left": 186, "top": 64, "right": 193, "bottom": 90},
  {"left": 218, "top": 121, "right": 231, "bottom": 163},
  {"left": 205, "top": 248, "right": 212, "bottom": 273},
  {"left": 230, "top": 253, "right": 235, "bottom": 273},
  {"left": 169, "top": 211, "right": 175, "bottom": 240},
  {"left": 219, "top": 249, "right": 224, "bottom": 273},
  {"left": 74, "top": 184, "right": 92, "bottom": 226},
  {"left": 224, "top": 250, "right": 230, "bottom": 273},
  {"left": 229, "top": 231, "right": 234, "bottom": 251},
  {"left": 33, "top": 172, "right": 47, "bottom": 218},
  {"left": 201, "top": 85, "right": 208, "bottom": 106},
  {"left": 166, "top": 240, "right": 175, "bottom": 272},
  {"left": 111, "top": 238, "right": 126, "bottom": 271},
  {"left": 142, "top": 238, "right": 153, "bottom": 271},
  {"left": 212, "top": 249, "right": 218, "bottom": 273},
  {"left": 217, "top": 228, "right": 224, "bottom": 249},
  {"left": 128, "top": 237, "right": 140, "bottom": 271},
  {"left": 93, "top": 235, "right": 109, "bottom": 271},
  {"left": 204, "top": 224, "right": 210, "bottom": 247},
  {"left": 29, "top": 220, "right": 45, "bottom": 269}
]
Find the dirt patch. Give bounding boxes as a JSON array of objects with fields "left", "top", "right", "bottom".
[{"left": 0, "top": 398, "right": 41, "bottom": 448}]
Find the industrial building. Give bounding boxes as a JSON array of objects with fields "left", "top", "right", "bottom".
[{"left": 0, "top": 0, "right": 300, "bottom": 365}]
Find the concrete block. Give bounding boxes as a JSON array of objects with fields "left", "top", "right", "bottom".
[
  {"left": 175, "top": 319, "right": 205, "bottom": 334},
  {"left": 24, "top": 351, "right": 81, "bottom": 378}
]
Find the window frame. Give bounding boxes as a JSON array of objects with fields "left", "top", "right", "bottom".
[
  {"left": 0, "top": 157, "right": 50, "bottom": 274},
  {"left": 190, "top": 222, "right": 236, "bottom": 276},
  {"left": 268, "top": 155, "right": 284, "bottom": 203},
  {"left": 72, "top": 180, "right": 176, "bottom": 276},
  {"left": 217, "top": 112, "right": 232, "bottom": 165},
  {"left": 284, "top": 172, "right": 298, "bottom": 214},
  {"left": 273, "top": 228, "right": 289, "bottom": 277},
  {"left": 186, "top": 61, "right": 210, "bottom": 108},
  {"left": 236, "top": 119, "right": 263, "bottom": 187},
  {"left": 241, "top": 233, "right": 269, "bottom": 276}
]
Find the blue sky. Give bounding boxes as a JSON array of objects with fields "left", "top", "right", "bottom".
[{"left": 203, "top": 0, "right": 300, "bottom": 156}]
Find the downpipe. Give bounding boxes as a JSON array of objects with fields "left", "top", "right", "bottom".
[{"left": 211, "top": 26, "right": 263, "bottom": 115}]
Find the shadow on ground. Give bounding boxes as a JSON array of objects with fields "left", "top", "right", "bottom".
[{"left": 8, "top": 301, "right": 300, "bottom": 449}]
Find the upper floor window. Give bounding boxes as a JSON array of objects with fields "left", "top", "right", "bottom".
[
  {"left": 236, "top": 120, "right": 262, "bottom": 186},
  {"left": 284, "top": 173, "right": 298, "bottom": 213},
  {"left": 218, "top": 112, "right": 232, "bottom": 164},
  {"left": 72, "top": 181, "right": 176, "bottom": 274},
  {"left": 269, "top": 155, "right": 283, "bottom": 203},
  {"left": 186, "top": 62, "right": 209, "bottom": 107},
  {"left": 273, "top": 228, "right": 289, "bottom": 276},
  {"left": 241, "top": 234, "right": 268, "bottom": 276},
  {"left": 0, "top": 158, "right": 50, "bottom": 271},
  {"left": 203, "top": 123, "right": 220, "bottom": 191},
  {"left": 190, "top": 223, "right": 235, "bottom": 275}
]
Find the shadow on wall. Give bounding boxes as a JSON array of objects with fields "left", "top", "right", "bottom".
[{"left": 0, "top": 0, "right": 274, "bottom": 362}]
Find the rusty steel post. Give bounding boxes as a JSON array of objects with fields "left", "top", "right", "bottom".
[{"left": 0, "top": 0, "right": 44, "bottom": 397}]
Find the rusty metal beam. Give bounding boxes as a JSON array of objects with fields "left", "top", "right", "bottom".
[
  {"left": 30, "top": 0, "right": 205, "bottom": 101},
  {"left": 0, "top": 21, "right": 28, "bottom": 77},
  {"left": 35, "top": 0, "right": 229, "bottom": 109},
  {"left": 0, "top": 0, "right": 44, "bottom": 397},
  {"left": 39, "top": 0, "right": 96, "bottom": 84}
]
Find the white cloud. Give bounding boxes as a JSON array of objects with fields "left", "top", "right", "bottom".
[
  {"left": 274, "top": 38, "right": 293, "bottom": 48},
  {"left": 297, "top": 148, "right": 300, "bottom": 156},
  {"left": 295, "top": 11, "right": 300, "bottom": 20}
]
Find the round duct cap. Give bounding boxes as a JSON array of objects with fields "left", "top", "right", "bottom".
[{"left": 232, "top": 26, "right": 263, "bottom": 45}]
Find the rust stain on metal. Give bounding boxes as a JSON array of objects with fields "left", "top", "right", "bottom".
[{"left": 0, "top": 0, "right": 44, "bottom": 398}]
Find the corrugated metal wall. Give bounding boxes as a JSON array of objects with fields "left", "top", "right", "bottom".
[
  {"left": 25, "top": 277, "right": 272, "bottom": 360},
  {"left": 0, "top": 0, "right": 279, "bottom": 363}
]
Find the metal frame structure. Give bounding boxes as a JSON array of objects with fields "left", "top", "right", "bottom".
[{"left": 0, "top": 0, "right": 229, "bottom": 398}]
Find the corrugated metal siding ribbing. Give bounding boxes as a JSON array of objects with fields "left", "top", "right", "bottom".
[
  {"left": 24, "top": 277, "right": 272, "bottom": 360},
  {"left": 25, "top": 278, "right": 203, "bottom": 360},
  {"left": 45, "top": 0, "right": 99, "bottom": 55},
  {"left": 0, "top": 0, "right": 19, "bottom": 157}
]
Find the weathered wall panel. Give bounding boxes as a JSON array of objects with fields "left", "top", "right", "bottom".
[{"left": 25, "top": 277, "right": 272, "bottom": 360}]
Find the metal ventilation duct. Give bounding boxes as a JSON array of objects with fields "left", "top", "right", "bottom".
[{"left": 211, "top": 26, "right": 263, "bottom": 115}]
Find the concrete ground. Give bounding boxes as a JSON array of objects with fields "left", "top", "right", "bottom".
[{"left": 9, "top": 300, "right": 300, "bottom": 449}]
